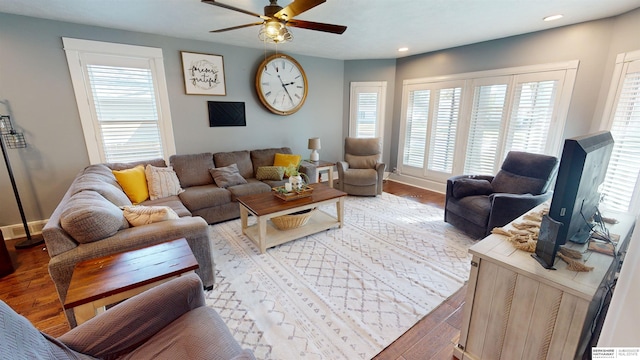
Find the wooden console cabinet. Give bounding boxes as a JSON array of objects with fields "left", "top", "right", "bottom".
[{"left": 454, "top": 205, "right": 635, "bottom": 360}]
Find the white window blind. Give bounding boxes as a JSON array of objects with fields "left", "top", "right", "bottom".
[
  {"left": 402, "top": 89, "right": 430, "bottom": 168},
  {"left": 63, "top": 38, "right": 175, "bottom": 164},
  {"left": 349, "top": 82, "right": 387, "bottom": 139},
  {"left": 428, "top": 87, "right": 461, "bottom": 173},
  {"left": 601, "top": 56, "right": 640, "bottom": 213},
  {"left": 465, "top": 83, "right": 507, "bottom": 174},
  {"left": 505, "top": 80, "right": 558, "bottom": 155},
  {"left": 87, "top": 65, "right": 163, "bottom": 163}
]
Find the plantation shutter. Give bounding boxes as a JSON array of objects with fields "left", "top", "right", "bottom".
[
  {"left": 354, "top": 92, "right": 378, "bottom": 138},
  {"left": 505, "top": 79, "right": 558, "bottom": 155},
  {"left": 601, "top": 59, "right": 640, "bottom": 213},
  {"left": 402, "top": 89, "right": 430, "bottom": 168},
  {"left": 465, "top": 83, "right": 508, "bottom": 174},
  {"left": 428, "top": 87, "right": 461, "bottom": 173},
  {"left": 86, "top": 64, "right": 163, "bottom": 163}
]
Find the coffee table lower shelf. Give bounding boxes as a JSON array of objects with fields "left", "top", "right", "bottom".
[{"left": 239, "top": 195, "right": 345, "bottom": 254}]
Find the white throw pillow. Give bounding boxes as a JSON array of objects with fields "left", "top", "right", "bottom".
[
  {"left": 145, "top": 165, "right": 184, "bottom": 200},
  {"left": 123, "top": 205, "right": 180, "bottom": 226}
]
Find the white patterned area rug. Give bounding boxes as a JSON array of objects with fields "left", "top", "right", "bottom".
[{"left": 205, "top": 192, "right": 474, "bottom": 360}]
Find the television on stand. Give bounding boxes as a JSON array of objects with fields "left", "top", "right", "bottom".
[{"left": 533, "top": 131, "right": 614, "bottom": 269}]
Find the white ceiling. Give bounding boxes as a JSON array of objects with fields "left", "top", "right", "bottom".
[{"left": 1, "top": 0, "right": 639, "bottom": 60}]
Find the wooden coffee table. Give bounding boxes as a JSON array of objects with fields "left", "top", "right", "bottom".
[
  {"left": 237, "top": 183, "right": 347, "bottom": 253},
  {"left": 63, "top": 238, "right": 199, "bottom": 326}
]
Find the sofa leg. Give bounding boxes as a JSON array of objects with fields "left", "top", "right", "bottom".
[{"left": 204, "top": 285, "right": 213, "bottom": 291}]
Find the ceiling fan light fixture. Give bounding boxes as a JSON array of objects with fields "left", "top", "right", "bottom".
[{"left": 259, "top": 20, "right": 292, "bottom": 43}]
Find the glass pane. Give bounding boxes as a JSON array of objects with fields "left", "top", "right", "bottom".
[
  {"left": 87, "top": 64, "right": 163, "bottom": 162},
  {"left": 403, "top": 89, "right": 430, "bottom": 168},
  {"left": 465, "top": 84, "right": 507, "bottom": 174},
  {"left": 602, "top": 71, "right": 640, "bottom": 212},
  {"left": 428, "top": 87, "right": 461, "bottom": 173},
  {"left": 356, "top": 92, "right": 378, "bottom": 138},
  {"left": 505, "top": 80, "right": 557, "bottom": 154}
]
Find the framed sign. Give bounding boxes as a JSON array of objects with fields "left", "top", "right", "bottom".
[{"left": 181, "top": 51, "right": 226, "bottom": 95}]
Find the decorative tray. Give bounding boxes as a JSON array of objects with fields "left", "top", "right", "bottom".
[{"left": 272, "top": 185, "right": 314, "bottom": 201}]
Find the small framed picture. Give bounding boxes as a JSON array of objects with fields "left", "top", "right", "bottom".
[{"left": 181, "top": 51, "right": 226, "bottom": 95}]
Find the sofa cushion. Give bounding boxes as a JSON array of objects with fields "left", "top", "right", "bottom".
[
  {"left": 342, "top": 168, "right": 378, "bottom": 186},
  {"left": 145, "top": 165, "right": 184, "bottom": 200},
  {"left": 255, "top": 166, "right": 285, "bottom": 181},
  {"left": 170, "top": 153, "right": 215, "bottom": 188},
  {"left": 112, "top": 165, "right": 149, "bottom": 204},
  {"left": 226, "top": 179, "right": 272, "bottom": 201},
  {"left": 178, "top": 185, "right": 231, "bottom": 212},
  {"left": 446, "top": 195, "right": 492, "bottom": 228},
  {"left": 345, "top": 153, "right": 378, "bottom": 169},
  {"left": 123, "top": 205, "right": 180, "bottom": 226},
  {"left": 141, "top": 195, "right": 192, "bottom": 217},
  {"left": 209, "top": 164, "right": 248, "bottom": 189},
  {"left": 491, "top": 171, "right": 546, "bottom": 195},
  {"left": 250, "top": 147, "right": 292, "bottom": 174},
  {"left": 69, "top": 173, "right": 132, "bottom": 207},
  {"left": 452, "top": 178, "right": 493, "bottom": 199},
  {"left": 60, "top": 191, "right": 129, "bottom": 244},
  {"left": 213, "top": 151, "right": 253, "bottom": 179},
  {"left": 273, "top": 153, "right": 301, "bottom": 169},
  {"left": 82, "top": 164, "right": 122, "bottom": 187}
]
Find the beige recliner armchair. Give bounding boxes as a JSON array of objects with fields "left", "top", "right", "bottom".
[{"left": 337, "top": 137, "right": 385, "bottom": 196}]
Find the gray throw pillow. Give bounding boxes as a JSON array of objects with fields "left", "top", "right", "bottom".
[
  {"left": 452, "top": 178, "right": 493, "bottom": 198},
  {"left": 209, "top": 163, "right": 248, "bottom": 188}
]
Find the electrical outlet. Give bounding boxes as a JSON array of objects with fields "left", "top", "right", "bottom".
[{"left": 392, "top": 167, "right": 397, "bottom": 174}]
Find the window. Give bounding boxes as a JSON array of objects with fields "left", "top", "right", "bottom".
[
  {"left": 600, "top": 50, "right": 640, "bottom": 214},
  {"left": 63, "top": 38, "right": 175, "bottom": 164},
  {"left": 399, "top": 61, "right": 577, "bottom": 185},
  {"left": 349, "top": 82, "right": 386, "bottom": 138}
]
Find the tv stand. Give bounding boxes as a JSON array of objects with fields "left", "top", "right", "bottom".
[{"left": 454, "top": 204, "right": 635, "bottom": 360}]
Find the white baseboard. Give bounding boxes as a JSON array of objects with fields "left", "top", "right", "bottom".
[
  {"left": 386, "top": 173, "right": 446, "bottom": 194},
  {"left": 1, "top": 220, "right": 48, "bottom": 240}
]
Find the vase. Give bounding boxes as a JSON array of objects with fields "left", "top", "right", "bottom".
[{"left": 289, "top": 175, "right": 303, "bottom": 191}]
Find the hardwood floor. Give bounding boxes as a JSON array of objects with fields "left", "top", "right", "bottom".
[{"left": 0, "top": 180, "right": 466, "bottom": 359}]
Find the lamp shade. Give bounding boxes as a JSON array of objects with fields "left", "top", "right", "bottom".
[
  {"left": 308, "top": 138, "right": 321, "bottom": 150},
  {"left": 308, "top": 137, "right": 321, "bottom": 161}
]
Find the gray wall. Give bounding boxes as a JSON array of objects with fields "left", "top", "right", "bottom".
[
  {"left": 0, "top": 12, "right": 344, "bottom": 226},
  {"left": 381, "top": 8, "right": 639, "bottom": 172}
]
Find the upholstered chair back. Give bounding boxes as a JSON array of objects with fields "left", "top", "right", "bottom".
[
  {"left": 491, "top": 151, "right": 558, "bottom": 195},
  {"left": 344, "top": 137, "right": 382, "bottom": 169}
]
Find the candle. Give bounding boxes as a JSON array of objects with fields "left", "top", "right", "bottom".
[{"left": 284, "top": 183, "right": 292, "bottom": 192}]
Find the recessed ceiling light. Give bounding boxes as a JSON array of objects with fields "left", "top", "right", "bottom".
[
  {"left": 398, "top": 47, "right": 409, "bottom": 52},
  {"left": 543, "top": 14, "right": 563, "bottom": 22}
]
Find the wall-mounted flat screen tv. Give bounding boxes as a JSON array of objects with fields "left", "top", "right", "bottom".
[{"left": 208, "top": 101, "right": 246, "bottom": 127}]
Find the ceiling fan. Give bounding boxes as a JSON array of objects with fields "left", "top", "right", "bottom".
[{"left": 202, "top": 0, "right": 347, "bottom": 43}]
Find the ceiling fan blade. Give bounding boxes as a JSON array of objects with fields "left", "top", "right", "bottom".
[
  {"left": 286, "top": 19, "right": 347, "bottom": 34},
  {"left": 274, "top": 0, "right": 325, "bottom": 20},
  {"left": 201, "top": 0, "right": 269, "bottom": 20},
  {"left": 210, "top": 22, "right": 264, "bottom": 33}
]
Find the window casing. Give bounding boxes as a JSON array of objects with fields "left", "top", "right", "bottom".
[
  {"left": 349, "top": 81, "right": 386, "bottom": 139},
  {"left": 63, "top": 38, "right": 175, "bottom": 164},
  {"left": 398, "top": 61, "right": 577, "bottom": 184}
]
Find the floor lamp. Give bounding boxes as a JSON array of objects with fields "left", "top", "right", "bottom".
[{"left": 0, "top": 115, "right": 42, "bottom": 249}]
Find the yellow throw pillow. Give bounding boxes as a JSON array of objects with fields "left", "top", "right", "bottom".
[
  {"left": 112, "top": 165, "right": 149, "bottom": 204},
  {"left": 273, "top": 153, "right": 301, "bottom": 168}
]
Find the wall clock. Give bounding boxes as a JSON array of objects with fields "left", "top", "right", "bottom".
[{"left": 255, "top": 53, "right": 308, "bottom": 116}]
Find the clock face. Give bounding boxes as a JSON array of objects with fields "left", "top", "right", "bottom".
[{"left": 255, "top": 54, "right": 308, "bottom": 115}]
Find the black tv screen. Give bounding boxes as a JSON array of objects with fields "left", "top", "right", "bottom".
[
  {"left": 533, "top": 131, "right": 614, "bottom": 269},
  {"left": 208, "top": 101, "right": 246, "bottom": 127}
]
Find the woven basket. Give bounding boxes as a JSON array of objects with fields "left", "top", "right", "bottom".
[{"left": 271, "top": 209, "right": 315, "bottom": 230}]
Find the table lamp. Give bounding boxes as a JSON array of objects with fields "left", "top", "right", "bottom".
[{"left": 308, "top": 137, "right": 321, "bottom": 161}]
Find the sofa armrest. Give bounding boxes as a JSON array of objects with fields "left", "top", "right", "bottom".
[
  {"left": 487, "top": 192, "right": 552, "bottom": 232},
  {"left": 59, "top": 273, "right": 206, "bottom": 358},
  {"left": 298, "top": 162, "right": 318, "bottom": 184}
]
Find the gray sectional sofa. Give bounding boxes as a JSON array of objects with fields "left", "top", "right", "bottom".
[{"left": 42, "top": 146, "right": 316, "bottom": 327}]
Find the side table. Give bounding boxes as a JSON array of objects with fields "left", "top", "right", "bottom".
[
  {"left": 0, "top": 231, "right": 15, "bottom": 277},
  {"left": 303, "top": 160, "right": 335, "bottom": 188}
]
